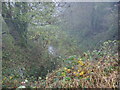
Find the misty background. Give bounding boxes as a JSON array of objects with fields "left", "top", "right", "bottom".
[{"left": 2, "top": 2, "right": 118, "bottom": 80}]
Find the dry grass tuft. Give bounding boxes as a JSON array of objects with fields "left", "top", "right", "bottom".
[{"left": 39, "top": 40, "right": 119, "bottom": 88}]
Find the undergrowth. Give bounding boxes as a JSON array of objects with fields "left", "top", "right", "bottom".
[{"left": 2, "top": 40, "right": 119, "bottom": 88}]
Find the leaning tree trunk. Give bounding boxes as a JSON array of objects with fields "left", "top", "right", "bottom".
[{"left": 2, "top": 2, "right": 28, "bottom": 47}]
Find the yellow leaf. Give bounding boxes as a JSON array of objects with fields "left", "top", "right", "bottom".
[
  {"left": 75, "top": 73, "right": 79, "bottom": 77},
  {"left": 78, "top": 61, "right": 84, "bottom": 66},
  {"left": 64, "top": 67, "right": 67, "bottom": 70},
  {"left": 67, "top": 69, "right": 71, "bottom": 73},
  {"left": 79, "top": 71, "right": 84, "bottom": 76},
  {"left": 9, "top": 76, "right": 13, "bottom": 79}
]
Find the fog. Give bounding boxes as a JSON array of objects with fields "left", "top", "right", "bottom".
[{"left": 2, "top": 2, "right": 118, "bottom": 88}]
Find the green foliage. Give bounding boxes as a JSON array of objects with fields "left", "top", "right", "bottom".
[
  {"left": 2, "top": 2, "right": 118, "bottom": 88},
  {"left": 64, "top": 76, "right": 71, "bottom": 81},
  {"left": 2, "top": 2, "right": 56, "bottom": 47},
  {"left": 2, "top": 40, "right": 119, "bottom": 88}
]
